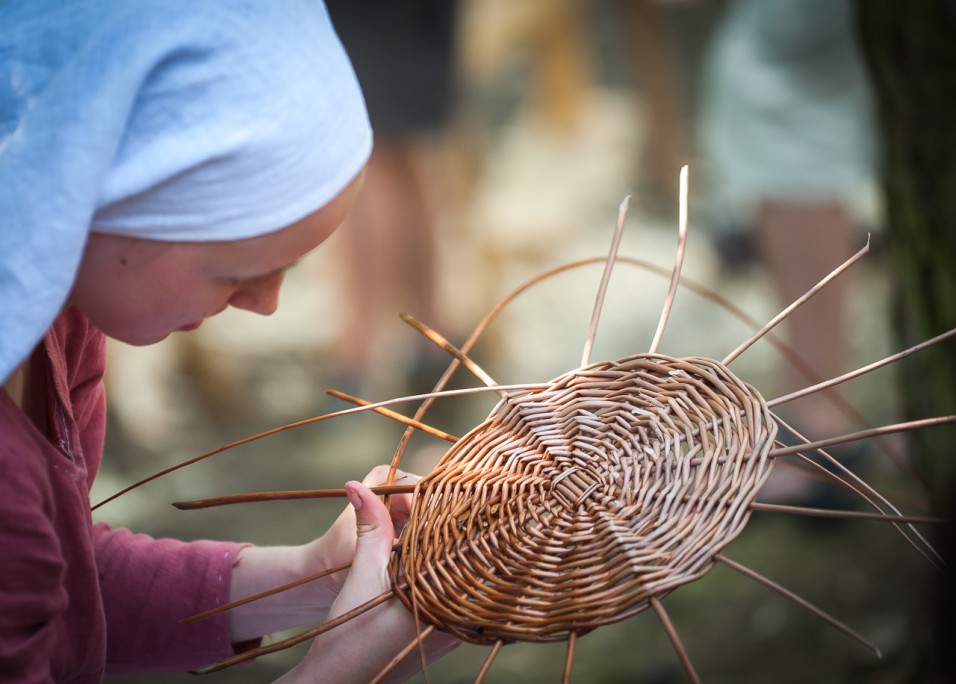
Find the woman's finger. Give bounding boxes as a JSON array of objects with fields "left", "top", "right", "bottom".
[{"left": 335, "top": 481, "right": 395, "bottom": 605}]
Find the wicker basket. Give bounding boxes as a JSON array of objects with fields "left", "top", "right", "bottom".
[{"left": 391, "top": 353, "right": 777, "bottom": 644}]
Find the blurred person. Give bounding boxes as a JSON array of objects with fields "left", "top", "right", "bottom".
[
  {"left": 326, "top": 0, "right": 461, "bottom": 397},
  {"left": 697, "top": 0, "right": 877, "bottom": 502},
  {"left": 0, "top": 1, "right": 455, "bottom": 680}
]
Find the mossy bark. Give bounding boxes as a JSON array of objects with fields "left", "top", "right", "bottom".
[{"left": 855, "top": 3, "right": 956, "bottom": 680}]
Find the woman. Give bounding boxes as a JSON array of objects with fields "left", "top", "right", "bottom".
[{"left": 0, "top": 1, "right": 453, "bottom": 681}]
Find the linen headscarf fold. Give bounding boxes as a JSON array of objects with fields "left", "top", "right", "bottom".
[{"left": 0, "top": 0, "right": 372, "bottom": 382}]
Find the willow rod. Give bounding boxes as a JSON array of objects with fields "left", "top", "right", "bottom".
[{"left": 172, "top": 484, "right": 417, "bottom": 510}]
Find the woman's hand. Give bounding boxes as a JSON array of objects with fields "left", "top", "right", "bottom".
[
  {"left": 225, "top": 466, "right": 399, "bottom": 640},
  {"left": 290, "top": 479, "right": 458, "bottom": 683},
  {"left": 298, "top": 465, "right": 419, "bottom": 600},
  {"left": 228, "top": 465, "right": 458, "bottom": 682}
]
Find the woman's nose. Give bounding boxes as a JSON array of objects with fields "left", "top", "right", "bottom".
[{"left": 228, "top": 271, "right": 285, "bottom": 315}]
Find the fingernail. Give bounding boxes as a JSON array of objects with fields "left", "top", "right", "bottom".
[{"left": 345, "top": 482, "right": 363, "bottom": 511}]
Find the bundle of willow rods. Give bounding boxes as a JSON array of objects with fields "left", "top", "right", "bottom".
[{"left": 390, "top": 353, "right": 777, "bottom": 644}]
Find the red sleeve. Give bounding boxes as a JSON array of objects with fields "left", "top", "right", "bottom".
[
  {"left": 0, "top": 394, "right": 70, "bottom": 684},
  {"left": 94, "top": 525, "right": 255, "bottom": 675}
]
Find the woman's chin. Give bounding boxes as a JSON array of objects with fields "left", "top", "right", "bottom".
[{"left": 107, "top": 327, "right": 177, "bottom": 347}]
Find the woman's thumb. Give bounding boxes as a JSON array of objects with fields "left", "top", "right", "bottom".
[{"left": 334, "top": 481, "right": 395, "bottom": 608}]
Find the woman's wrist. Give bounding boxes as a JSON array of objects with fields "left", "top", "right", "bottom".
[{"left": 228, "top": 543, "right": 342, "bottom": 643}]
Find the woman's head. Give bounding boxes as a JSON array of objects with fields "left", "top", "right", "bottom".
[{"left": 0, "top": 0, "right": 372, "bottom": 380}]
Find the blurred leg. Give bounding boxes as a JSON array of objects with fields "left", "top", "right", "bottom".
[
  {"left": 337, "top": 138, "right": 440, "bottom": 383},
  {"left": 754, "top": 200, "right": 858, "bottom": 502},
  {"left": 755, "top": 199, "right": 857, "bottom": 436}
]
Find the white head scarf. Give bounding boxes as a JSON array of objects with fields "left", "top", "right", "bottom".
[{"left": 0, "top": 0, "right": 372, "bottom": 382}]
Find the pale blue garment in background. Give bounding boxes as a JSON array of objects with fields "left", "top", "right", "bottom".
[
  {"left": 0, "top": 0, "right": 372, "bottom": 382},
  {"left": 698, "top": 0, "right": 876, "bottom": 226}
]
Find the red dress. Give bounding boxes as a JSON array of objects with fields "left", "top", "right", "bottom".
[{"left": 0, "top": 309, "right": 250, "bottom": 681}]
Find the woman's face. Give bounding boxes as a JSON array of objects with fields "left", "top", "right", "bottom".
[{"left": 70, "top": 176, "right": 361, "bottom": 346}]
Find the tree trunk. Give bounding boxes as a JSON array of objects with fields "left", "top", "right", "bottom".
[{"left": 855, "top": 2, "right": 956, "bottom": 680}]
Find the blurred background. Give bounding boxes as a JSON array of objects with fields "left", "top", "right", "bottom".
[{"left": 94, "top": 0, "right": 953, "bottom": 682}]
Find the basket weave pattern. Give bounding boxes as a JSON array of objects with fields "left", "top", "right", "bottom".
[{"left": 390, "top": 353, "right": 777, "bottom": 645}]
